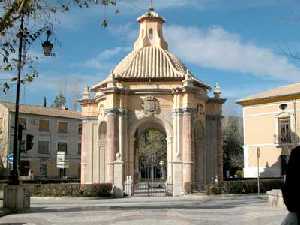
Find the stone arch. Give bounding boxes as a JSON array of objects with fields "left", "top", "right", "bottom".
[
  {"left": 129, "top": 117, "right": 172, "bottom": 139},
  {"left": 128, "top": 116, "right": 173, "bottom": 185}
]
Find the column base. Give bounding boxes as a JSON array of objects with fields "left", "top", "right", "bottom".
[
  {"left": 4, "top": 185, "right": 31, "bottom": 211},
  {"left": 172, "top": 161, "right": 183, "bottom": 196},
  {"left": 113, "top": 160, "right": 124, "bottom": 198}
]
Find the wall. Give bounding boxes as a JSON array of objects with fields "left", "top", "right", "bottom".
[
  {"left": 4, "top": 111, "right": 82, "bottom": 178},
  {"left": 243, "top": 98, "right": 300, "bottom": 177}
]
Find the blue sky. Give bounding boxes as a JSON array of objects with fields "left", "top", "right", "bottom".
[{"left": 1, "top": 0, "right": 300, "bottom": 115}]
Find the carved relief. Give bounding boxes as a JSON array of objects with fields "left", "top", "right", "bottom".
[{"left": 141, "top": 96, "right": 160, "bottom": 116}]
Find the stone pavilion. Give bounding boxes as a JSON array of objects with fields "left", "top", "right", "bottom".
[{"left": 80, "top": 8, "right": 225, "bottom": 196}]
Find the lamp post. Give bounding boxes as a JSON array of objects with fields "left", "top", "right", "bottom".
[
  {"left": 9, "top": 13, "right": 25, "bottom": 185},
  {"left": 5, "top": 8, "right": 55, "bottom": 210},
  {"left": 9, "top": 18, "right": 54, "bottom": 186}
]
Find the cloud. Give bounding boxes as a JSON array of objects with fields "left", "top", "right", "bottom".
[
  {"left": 82, "top": 46, "right": 130, "bottom": 70},
  {"left": 165, "top": 25, "right": 300, "bottom": 81}
]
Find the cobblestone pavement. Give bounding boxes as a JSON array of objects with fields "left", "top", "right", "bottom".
[{"left": 0, "top": 195, "right": 287, "bottom": 225}]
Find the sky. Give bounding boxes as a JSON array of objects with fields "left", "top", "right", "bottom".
[{"left": 1, "top": 0, "right": 300, "bottom": 115}]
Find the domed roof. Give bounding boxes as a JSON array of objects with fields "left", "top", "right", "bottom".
[
  {"left": 113, "top": 46, "right": 188, "bottom": 80},
  {"left": 93, "top": 8, "right": 209, "bottom": 89}
]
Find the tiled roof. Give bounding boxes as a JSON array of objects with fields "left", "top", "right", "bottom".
[
  {"left": 113, "top": 46, "right": 188, "bottom": 80},
  {"left": 237, "top": 82, "right": 300, "bottom": 104},
  {"left": 0, "top": 101, "right": 82, "bottom": 119}
]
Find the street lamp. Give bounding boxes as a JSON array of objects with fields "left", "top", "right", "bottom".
[
  {"left": 9, "top": 14, "right": 54, "bottom": 185},
  {"left": 42, "top": 30, "right": 54, "bottom": 56}
]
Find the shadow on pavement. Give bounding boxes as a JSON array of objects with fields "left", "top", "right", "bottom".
[{"left": 23, "top": 198, "right": 265, "bottom": 214}]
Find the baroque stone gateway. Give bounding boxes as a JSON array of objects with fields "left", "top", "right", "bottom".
[{"left": 80, "top": 8, "right": 226, "bottom": 196}]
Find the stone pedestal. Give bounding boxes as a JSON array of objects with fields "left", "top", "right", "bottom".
[
  {"left": 124, "top": 176, "right": 133, "bottom": 196},
  {"left": 113, "top": 158, "right": 124, "bottom": 198},
  {"left": 4, "top": 185, "right": 30, "bottom": 211},
  {"left": 172, "top": 161, "right": 183, "bottom": 196}
]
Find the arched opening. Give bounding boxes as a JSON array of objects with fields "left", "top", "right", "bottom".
[{"left": 133, "top": 121, "right": 167, "bottom": 195}]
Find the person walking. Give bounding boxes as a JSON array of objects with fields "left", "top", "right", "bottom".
[{"left": 282, "top": 146, "right": 300, "bottom": 225}]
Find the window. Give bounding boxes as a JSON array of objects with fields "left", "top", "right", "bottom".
[
  {"left": 39, "top": 120, "right": 49, "bottom": 132},
  {"left": 19, "top": 117, "right": 27, "bottom": 129},
  {"left": 58, "top": 122, "right": 68, "bottom": 133},
  {"left": 278, "top": 117, "right": 291, "bottom": 144},
  {"left": 20, "top": 160, "right": 30, "bottom": 176},
  {"left": 40, "top": 162, "right": 47, "bottom": 177},
  {"left": 78, "top": 124, "right": 82, "bottom": 135},
  {"left": 149, "top": 28, "right": 153, "bottom": 40},
  {"left": 38, "top": 141, "right": 49, "bottom": 154},
  {"left": 197, "top": 104, "right": 204, "bottom": 114},
  {"left": 78, "top": 143, "right": 81, "bottom": 155},
  {"left": 58, "top": 142, "right": 67, "bottom": 154}
]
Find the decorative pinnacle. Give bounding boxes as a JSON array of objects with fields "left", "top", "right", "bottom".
[
  {"left": 214, "top": 82, "right": 222, "bottom": 98},
  {"left": 149, "top": 0, "right": 154, "bottom": 10},
  {"left": 82, "top": 85, "right": 90, "bottom": 100}
]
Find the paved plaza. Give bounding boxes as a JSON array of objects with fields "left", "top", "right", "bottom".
[{"left": 0, "top": 194, "right": 287, "bottom": 225}]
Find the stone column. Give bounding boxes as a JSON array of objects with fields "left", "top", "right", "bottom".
[
  {"left": 216, "top": 115, "right": 224, "bottom": 182},
  {"left": 80, "top": 120, "right": 88, "bottom": 185},
  {"left": 182, "top": 109, "right": 192, "bottom": 194},
  {"left": 106, "top": 110, "right": 118, "bottom": 183}
]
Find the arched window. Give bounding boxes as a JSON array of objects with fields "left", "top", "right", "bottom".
[{"left": 149, "top": 28, "right": 153, "bottom": 40}]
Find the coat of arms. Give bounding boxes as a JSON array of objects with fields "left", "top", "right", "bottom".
[{"left": 142, "top": 96, "right": 160, "bottom": 116}]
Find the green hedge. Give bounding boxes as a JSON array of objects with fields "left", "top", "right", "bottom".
[
  {"left": 81, "top": 183, "right": 113, "bottom": 197},
  {"left": 30, "top": 183, "right": 113, "bottom": 197},
  {"left": 207, "top": 179, "right": 283, "bottom": 195},
  {"left": 224, "top": 179, "right": 283, "bottom": 194}
]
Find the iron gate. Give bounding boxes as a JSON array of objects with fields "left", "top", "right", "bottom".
[{"left": 133, "top": 153, "right": 169, "bottom": 196}]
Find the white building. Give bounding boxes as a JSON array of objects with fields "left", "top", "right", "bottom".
[{"left": 0, "top": 101, "right": 82, "bottom": 179}]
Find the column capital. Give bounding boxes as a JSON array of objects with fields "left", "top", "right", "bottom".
[
  {"left": 182, "top": 107, "right": 196, "bottom": 114},
  {"left": 172, "top": 108, "right": 183, "bottom": 115},
  {"left": 105, "top": 108, "right": 129, "bottom": 116}
]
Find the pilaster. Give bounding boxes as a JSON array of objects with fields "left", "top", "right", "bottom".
[
  {"left": 106, "top": 110, "right": 119, "bottom": 183},
  {"left": 182, "top": 108, "right": 193, "bottom": 194}
]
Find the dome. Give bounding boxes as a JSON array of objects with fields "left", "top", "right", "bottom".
[
  {"left": 113, "top": 46, "right": 188, "bottom": 80},
  {"left": 93, "top": 8, "right": 209, "bottom": 89}
]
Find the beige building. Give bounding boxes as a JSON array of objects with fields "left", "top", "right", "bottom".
[
  {"left": 0, "top": 102, "right": 82, "bottom": 179},
  {"left": 237, "top": 83, "right": 300, "bottom": 178},
  {"left": 80, "top": 9, "right": 225, "bottom": 196}
]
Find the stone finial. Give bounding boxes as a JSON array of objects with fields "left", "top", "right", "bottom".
[
  {"left": 183, "top": 69, "right": 193, "bottom": 87},
  {"left": 82, "top": 85, "right": 90, "bottom": 100},
  {"left": 107, "top": 70, "right": 116, "bottom": 88},
  {"left": 185, "top": 69, "right": 191, "bottom": 81},
  {"left": 213, "top": 82, "right": 222, "bottom": 98}
]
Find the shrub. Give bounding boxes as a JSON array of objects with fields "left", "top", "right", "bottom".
[
  {"left": 235, "top": 170, "right": 244, "bottom": 178},
  {"left": 31, "top": 183, "right": 81, "bottom": 197},
  {"left": 206, "top": 183, "right": 224, "bottom": 195},
  {"left": 81, "top": 183, "right": 113, "bottom": 197},
  {"left": 223, "top": 178, "right": 283, "bottom": 194}
]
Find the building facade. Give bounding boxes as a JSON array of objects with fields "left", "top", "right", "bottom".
[
  {"left": 237, "top": 83, "right": 300, "bottom": 178},
  {"left": 80, "top": 9, "right": 225, "bottom": 196},
  {"left": 0, "top": 102, "right": 82, "bottom": 179}
]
